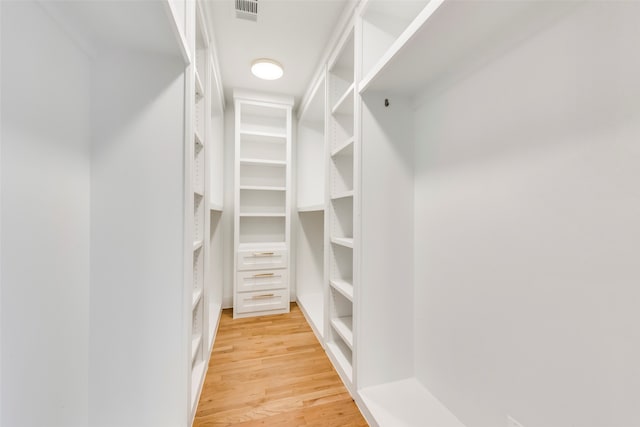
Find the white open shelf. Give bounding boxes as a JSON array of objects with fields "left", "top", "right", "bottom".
[
  {"left": 190, "top": 360, "right": 206, "bottom": 414},
  {"left": 192, "top": 288, "right": 203, "bottom": 310},
  {"left": 298, "top": 204, "right": 325, "bottom": 213},
  {"left": 239, "top": 213, "right": 286, "bottom": 217},
  {"left": 239, "top": 158, "right": 287, "bottom": 167},
  {"left": 359, "top": 378, "right": 465, "bottom": 427},
  {"left": 297, "top": 292, "right": 324, "bottom": 340},
  {"left": 238, "top": 241, "right": 287, "bottom": 251},
  {"left": 195, "top": 69, "right": 204, "bottom": 100},
  {"left": 331, "top": 236, "right": 353, "bottom": 249},
  {"left": 240, "top": 129, "right": 287, "bottom": 139},
  {"left": 240, "top": 185, "right": 286, "bottom": 191},
  {"left": 194, "top": 129, "right": 203, "bottom": 147},
  {"left": 359, "top": 0, "right": 569, "bottom": 96},
  {"left": 360, "top": 0, "right": 431, "bottom": 80},
  {"left": 191, "top": 334, "right": 202, "bottom": 363},
  {"left": 331, "top": 190, "right": 354, "bottom": 200},
  {"left": 326, "top": 340, "right": 353, "bottom": 382},
  {"left": 331, "top": 83, "right": 355, "bottom": 116},
  {"left": 331, "top": 316, "right": 353, "bottom": 349},
  {"left": 331, "top": 137, "right": 354, "bottom": 158},
  {"left": 330, "top": 279, "right": 353, "bottom": 302}
]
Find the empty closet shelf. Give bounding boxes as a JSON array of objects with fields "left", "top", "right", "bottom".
[
  {"left": 331, "top": 316, "right": 353, "bottom": 348},
  {"left": 331, "top": 237, "right": 353, "bottom": 248},
  {"left": 331, "top": 190, "right": 353, "bottom": 200},
  {"left": 331, "top": 82, "right": 355, "bottom": 115},
  {"left": 239, "top": 213, "right": 286, "bottom": 217},
  {"left": 331, "top": 137, "right": 354, "bottom": 158},
  {"left": 239, "top": 129, "right": 287, "bottom": 139},
  {"left": 192, "top": 288, "right": 203, "bottom": 309},
  {"left": 239, "top": 158, "right": 286, "bottom": 167},
  {"left": 330, "top": 279, "right": 354, "bottom": 301}
]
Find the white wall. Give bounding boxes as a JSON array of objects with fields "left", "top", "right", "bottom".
[
  {"left": 413, "top": 3, "right": 640, "bottom": 427},
  {"left": 1, "top": 3, "right": 91, "bottom": 426},
  {"left": 89, "top": 49, "right": 187, "bottom": 427},
  {"left": 296, "top": 123, "right": 325, "bottom": 208}
]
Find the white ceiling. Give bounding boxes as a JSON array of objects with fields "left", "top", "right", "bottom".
[{"left": 205, "top": 0, "right": 352, "bottom": 109}]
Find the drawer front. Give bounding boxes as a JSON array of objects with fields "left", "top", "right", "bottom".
[
  {"left": 235, "top": 289, "right": 289, "bottom": 314},
  {"left": 237, "top": 270, "right": 288, "bottom": 293},
  {"left": 237, "top": 249, "right": 287, "bottom": 271}
]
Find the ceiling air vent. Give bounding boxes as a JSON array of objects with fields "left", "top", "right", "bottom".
[{"left": 235, "top": 0, "right": 258, "bottom": 21}]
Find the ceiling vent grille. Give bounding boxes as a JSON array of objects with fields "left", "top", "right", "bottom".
[{"left": 235, "top": 0, "right": 258, "bottom": 21}]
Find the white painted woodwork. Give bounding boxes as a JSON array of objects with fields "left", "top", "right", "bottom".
[
  {"left": 295, "top": 71, "right": 328, "bottom": 342},
  {"left": 1, "top": 1, "right": 223, "bottom": 426},
  {"left": 355, "top": 1, "right": 640, "bottom": 426},
  {"left": 233, "top": 92, "right": 293, "bottom": 319},
  {"left": 325, "top": 23, "right": 358, "bottom": 394}
]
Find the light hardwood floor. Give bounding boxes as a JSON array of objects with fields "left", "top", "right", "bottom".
[{"left": 193, "top": 303, "right": 368, "bottom": 426}]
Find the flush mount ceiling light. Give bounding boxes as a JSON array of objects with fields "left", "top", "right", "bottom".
[{"left": 251, "top": 59, "right": 284, "bottom": 80}]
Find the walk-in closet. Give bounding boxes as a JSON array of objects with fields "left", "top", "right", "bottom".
[{"left": 2, "top": 1, "right": 639, "bottom": 426}]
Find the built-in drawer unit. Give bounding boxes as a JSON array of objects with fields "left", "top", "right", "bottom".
[
  {"left": 235, "top": 288, "right": 289, "bottom": 314},
  {"left": 237, "top": 248, "right": 287, "bottom": 271},
  {"left": 237, "top": 269, "right": 288, "bottom": 293}
]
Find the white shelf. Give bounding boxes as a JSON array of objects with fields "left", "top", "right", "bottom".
[
  {"left": 297, "top": 292, "right": 324, "bottom": 340},
  {"left": 239, "top": 158, "right": 287, "bottom": 167},
  {"left": 238, "top": 241, "right": 287, "bottom": 251},
  {"left": 331, "top": 237, "right": 353, "bottom": 249},
  {"left": 331, "top": 316, "right": 353, "bottom": 349},
  {"left": 192, "top": 288, "right": 203, "bottom": 310},
  {"left": 191, "top": 334, "right": 202, "bottom": 363},
  {"left": 194, "top": 130, "right": 203, "bottom": 147},
  {"left": 331, "top": 137, "right": 354, "bottom": 158},
  {"left": 297, "top": 204, "right": 325, "bottom": 213},
  {"left": 326, "top": 340, "right": 353, "bottom": 382},
  {"left": 193, "top": 240, "right": 203, "bottom": 251},
  {"left": 190, "top": 359, "right": 206, "bottom": 414},
  {"left": 239, "top": 213, "right": 286, "bottom": 218},
  {"left": 331, "top": 190, "right": 354, "bottom": 200},
  {"left": 330, "top": 279, "right": 353, "bottom": 302},
  {"left": 240, "top": 129, "right": 287, "bottom": 139},
  {"left": 331, "top": 82, "right": 355, "bottom": 115},
  {"left": 359, "top": 378, "right": 465, "bottom": 427},
  {"left": 210, "top": 203, "right": 223, "bottom": 212},
  {"left": 240, "top": 185, "right": 286, "bottom": 192},
  {"left": 359, "top": 0, "right": 567, "bottom": 95},
  {"left": 195, "top": 69, "right": 204, "bottom": 100}
]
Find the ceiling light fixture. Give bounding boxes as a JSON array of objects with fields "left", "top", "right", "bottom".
[{"left": 251, "top": 59, "right": 284, "bottom": 80}]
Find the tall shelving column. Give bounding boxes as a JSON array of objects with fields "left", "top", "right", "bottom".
[
  {"left": 189, "top": 1, "right": 218, "bottom": 419},
  {"left": 233, "top": 92, "right": 294, "bottom": 319},
  {"left": 326, "top": 28, "right": 356, "bottom": 391},
  {"left": 295, "top": 72, "right": 327, "bottom": 342}
]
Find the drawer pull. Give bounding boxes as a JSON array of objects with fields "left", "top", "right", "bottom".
[
  {"left": 253, "top": 273, "right": 275, "bottom": 278},
  {"left": 252, "top": 252, "right": 275, "bottom": 257},
  {"left": 252, "top": 293, "right": 275, "bottom": 299}
]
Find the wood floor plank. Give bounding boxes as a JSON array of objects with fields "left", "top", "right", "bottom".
[{"left": 193, "top": 303, "right": 368, "bottom": 427}]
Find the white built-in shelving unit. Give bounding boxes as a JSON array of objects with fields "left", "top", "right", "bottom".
[
  {"left": 295, "top": 72, "right": 327, "bottom": 342},
  {"left": 187, "top": 2, "right": 207, "bottom": 416},
  {"left": 1, "top": 0, "right": 224, "bottom": 426},
  {"left": 233, "top": 91, "right": 293, "bottom": 318},
  {"left": 186, "top": 0, "right": 225, "bottom": 421},
  {"left": 326, "top": 26, "right": 357, "bottom": 391}
]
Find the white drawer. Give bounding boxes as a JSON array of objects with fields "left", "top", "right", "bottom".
[
  {"left": 235, "top": 289, "right": 289, "bottom": 314},
  {"left": 237, "top": 248, "right": 287, "bottom": 271},
  {"left": 237, "top": 270, "right": 288, "bottom": 292}
]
